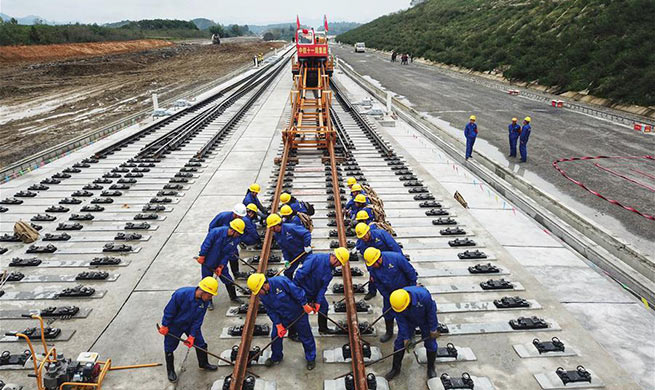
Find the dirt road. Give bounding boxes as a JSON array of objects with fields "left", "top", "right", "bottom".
[{"left": 0, "top": 39, "right": 284, "bottom": 167}]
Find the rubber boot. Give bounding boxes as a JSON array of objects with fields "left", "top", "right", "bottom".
[
  {"left": 229, "top": 258, "right": 239, "bottom": 276},
  {"left": 363, "top": 290, "right": 377, "bottom": 301},
  {"left": 384, "top": 349, "right": 404, "bottom": 381},
  {"left": 307, "top": 360, "right": 316, "bottom": 370},
  {"left": 426, "top": 350, "right": 437, "bottom": 379},
  {"left": 227, "top": 284, "right": 243, "bottom": 304},
  {"left": 379, "top": 318, "right": 394, "bottom": 343},
  {"left": 318, "top": 314, "right": 336, "bottom": 334},
  {"left": 165, "top": 352, "right": 177, "bottom": 383},
  {"left": 196, "top": 348, "right": 218, "bottom": 371}
]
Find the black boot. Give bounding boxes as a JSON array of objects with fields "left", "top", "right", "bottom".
[
  {"left": 426, "top": 350, "right": 437, "bottom": 379},
  {"left": 384, "top": 349, "right": 404, "bottom": 381},
  {"left": 230, "top": 258, "right": 239, "bottom": 276},
  {"left": 196, "top": 348, "right": 218, "bottom": 371},
  {"left": 318, "top": 314, "right": 336, "bottom": 334},
  {"left": 227, "top": 284, "right": 243, "bottom": 304},
  {"left": 380, "top": 318, "right": 394, "bottom": 342},
  {"left": 165, "top": 352, "right": 177, "bottom": 383},
  {"left": 363, "top": 290, "right": 376, "bottom": 301}
]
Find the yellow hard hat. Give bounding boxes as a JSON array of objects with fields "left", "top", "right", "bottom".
[
  {"left": 249, "top": 183, "right": 261, "bottom": 193},
  {"left": 230, "top": 218, "right": 245, "bottom": 234},
  {"left": 346, "top": 177, "right": 357, "bottom": 186},
  {"left": 511, "top": 117, "right": 518, "bottom": 122},
  {"left": 280, "top": 205, "right": 293, "bottom": 216},
  {"left": 363, "top": 247, "right": 381, "bottom": 266},
  {"left": 266, "top": 213, "right": 282, "bottom": 228},
  {"left": 280, "top": 193, "right": 291, "bottom": 204},
  {"left": 351, "top": 184, "right": 362, "bottom": 192},
  {"left": 390, "top": 289, "right": 410, "bottom": 312},
  {"left": 354, "top": 194, "right": 367, "bottom": 203},
  {"left": 334, "top": 247, "right": 350, "bottom": 265},
  {"left": 356, "top": 210, "right": 370, "bottom": 221},
  {"left": 470, "top": 115, "right": 476, "bottom": 121},
  {"left": 355, "top": 222, "right": 370, "bottom": 239},
  {"left": 246, "top": 203, "right": 259, "bottom": 213},
  {"left": 247, "top": 273, "right": 266, "bottom": 295},
  {"left": 524, "top": 116, "right": 531, "bottom": 122},
  {"left": 198, "top": 276, "right": 218, "bottom": 296}
]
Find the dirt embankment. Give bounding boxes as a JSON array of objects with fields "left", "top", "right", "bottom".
[
  {"left": 0, "top": 39, "right": 175, "bottom": 63},
  {"left": 0, "top": 39, "right": 285, "bottom": 167}
]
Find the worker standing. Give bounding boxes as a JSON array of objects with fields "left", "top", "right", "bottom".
[
  {"left": 519, "top": 117, "right": 532, "bottom": 162},
  {"left": 158, "top": 277, "right": 219, "bottom": 382},
  {"left": 294, "top": 247, "right": 350, "bottom": 334},
  {"left": 464, "top": 115, "right": 478, "bottom": 160},
  {"left": 508, "top": 117, "right": 521, "bottom": 157},
  {"left": 363, "top": 247, "right": 417, "bottom": 343},
  {"left": 197, "top": 220, "right": 245, "bottom": 307},
  {"left": 208, "top": 204, "right": 248, "bottom": 277},
  {"left": 267, "top": 214, "right": 312, "bottom": 278},
  {"left": 247, "top": 273, "right": 317, "bottom": 370},
  {"left": 257, "top": 53, "right": 264, "bottom": 66},
  {"left": 385, "top": 286, "right": 440, "bottom": 381}
]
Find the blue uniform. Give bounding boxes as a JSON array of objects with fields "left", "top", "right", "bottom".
[
  {"left": 393, "top": 286, "right": 439, "bottom": 353},
  {"left": 349, "top": 204, "right": 374, "bottom": 220},
  {"left": 508, "top": 123, "right": 521, "bottom": 157},
  {"left": 464, "top": 122, "right": 478, "bottom": 159},
  {"left": 208, "top": 211, "right": 233, "bottom": 231},
  {"left": 356, "top": 227, "right": 403, "bottom": 296},
  {"left": 243, "top": 190, "right": 265, "bottom": 213},
  {"left": 198, "top": 227, "right": 240, "bottom": 285},
  {"left": 368, "top": 251, "right": 416, "bottom": 320},
  {"left": 287, "top": 198, "right": 308, "bottom": 214},
  {"left": 273, "top": 223, "right": 312, "bottom": 278},
  {"left": 241, "top": 215, "right": 261, "bottom": 246},
  {"left": 294, "top": 253, "right": 333, "bottom": 316},
  {"left": 161, "top": 287, "right": 209, "bottom": 352},
  {"left": 283, "top": 214, "right": 303, "bottom": 227},
  {"left": 344, "top": 189, "right": 368, "bottom": 211},
  {"left": 519, "top": 123, "right": 531, "bottom": 162},
  {"left": 259, "top": 276, "right": 315, "bottom": 362}
]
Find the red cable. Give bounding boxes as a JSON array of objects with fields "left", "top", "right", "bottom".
[
  {"left": 593, "top": 163, "right": 655, "bottom": 192},
  {"left": 552, "top": 155, "right": 655, "bottom": 221}
]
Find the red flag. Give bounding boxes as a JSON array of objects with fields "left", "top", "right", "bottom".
[
  {"left": 324, "top": 15, "right": 329, "bottom": 32},
  {"left": 296, "top": 15, "right": 300, "bottom": 29}
]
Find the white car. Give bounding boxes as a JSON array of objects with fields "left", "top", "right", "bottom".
[
  {"left": 354, "top": 42, "right": 366, "bottom": 53},
  {"left": 173, "top": 99, "right": 191, "bottom": 108},
  {"left": 153, "top": 108, "right": 171, "bottom": 118}
]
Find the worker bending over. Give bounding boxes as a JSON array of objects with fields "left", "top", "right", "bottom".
[
  {"left": 386, "top": 286, "right": 440, "bottom": 381},
  {"left": 294, "top": 247, "right": 350, "bottom": 334},
  {"left": 242, "top": 204, "right": 262, "bottom": 246},
  {"left": 519, "top": 117, "right": 532, "bottom": 163},
  {"left": 243, "top": 183, "right": 267, "bottom": 219},
  {"left": 344, "top": 183, "right": 368, "bottom": 212},
  {"left": 268, "top": 213, "right": 312, "bottom": 278},
  {"left": 247, "top": 273, "right": 317, "bottom": 370},
  {"left": 356, "top": 222, "right": 404, "bottom": 301},
  {"left": 508, "top": 117, "right": 521, "bottom": 157},
  {"left": 363, "top": 247, "right": 417, "bottom": 343},
  {"left": 280, "top": 204, "right": 303, "bottom": 226},
  {"left": 208, "top": 204, "right": 249, "bottom": 276},
  {"left": 280, "top": 192, "right": 310, "bottom": 214},
  {"left": 158, "top": 277, "right": 219, "bottom": 382},
  {"left": 349, "top": 194, "right": 374, "bottom": 221},
  {"left": 464, "top": 115, "right": 478, "bottom": 160},
  {"left": 197, "top": 219, "right": 245, "bottom": 307}
]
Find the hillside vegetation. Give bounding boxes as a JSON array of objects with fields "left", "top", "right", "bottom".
[{"left": 337, "top": 0, "right": 655, "bottom": 106}]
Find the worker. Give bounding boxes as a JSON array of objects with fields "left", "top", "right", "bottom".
[
  {"left": 294, "top": 247, "right": 350, "bottom": 334},
  {"left": 280, "top": 204, "right": 303, "bottom": 226},
  {"left": 349, "top": 194, "right": 374, "bottom": 221},
  {"left": 257, "top": 53, "right": 264, "bottom": 66},
  {"left": 243, "top": 183, "right": 267, "bottom": 217},
  {"left": 280, "top": 192, "right": 309, "bottom": 214},
  {"left": 464, "top": 115, "right": 478, "bottom": 160},
  {"left": 197, "top": 220, "right": 245, "bottom": 307},
  {"left": 356, "top": 220, "right": 403, "bottom": 302},
  {"left": 355, "top": 209, "right": 375, "bottom": 226},
  {"left": 385, "top": 287, "right": 440, "bottom": 381},
  {"left": 242, "top": 204, "right": 262, "bottom": 246},
  {"left": 158, "top": 277, "right": 219, "bottom": 383},
  {"left": 363, "top": 247, "right": 416, "bottom": 343},
  {"left": 519, "top": 116, "right": 532, "bottom": 163},
  {"left": 208, "top": 204, "right": 248, "bottom": 278},
  {"left": 344, "top": 183, "right": 368, "bottom": 212},
  {"left": 508, "top": 117, "right": 521, "bottom": 157},
  {"left": 346, "top": 176, "right": 358, "bottom": 189},
  {"left": 247, "top": 273, "right": 317, "bottom": 370},
  {"left": 267, "top": 214, "right": 312, "bottom": 278},
  {"left": 391, "top": 51, "right": 397, "bottom": 62}
]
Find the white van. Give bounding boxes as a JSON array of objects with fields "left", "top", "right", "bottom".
[{"left": 354, "top": 42, "right": 366, "bottom": 53}]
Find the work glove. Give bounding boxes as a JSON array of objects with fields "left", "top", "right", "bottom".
[
  {"left": 276, "top": 324, "right": 287, "bottom": 338},
  {"left": 158, "top": 326, "right": 169, "bottom": 336},
  {"left": 430, "top": 330, "right": 441, "bottom": 339},
  {"left": 403, "top": 339, "right": 414, "bottom": 353},
  {"left": 215, "top": 265, "right": 224, "bottom": 277},
  {"left": 303, "top": 304, "right": 314, "bottom": 314},
  {"left": 312, "top": 303, "right": 321, "bottom": 313},
  {"left": 184, "top": 336, "right": 195, "bottom": 348},
  {"left": 196, "top": 256, "right": 205, "bottom": 265},
  {"left": 304, "top": 246, "right": 312, "bottom": 254}
]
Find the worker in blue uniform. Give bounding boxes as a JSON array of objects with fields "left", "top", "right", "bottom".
[
  {"left": 464, "top": 115, "right": 478, "bottom": 160},
  {"left": 294, "top": 247, "right": 350, "bottom": 334},
  {"left": 243, "top": 183, "right": 267, "bottom": 219},
  {"left": 349, "top": 194, "right": 374, "bottom": 221},
  {"left": 508, "top": 117, "right": 521, "bottom": 157},
  {"left": 241, "top": 204, "right": 262, "bottom": 246},
  {"left": 197, "top": 220, "right": 245, "bottom": 307},
  {"left": 280, "top": 192, "right": 308, "bottom": 214},
  {"left": 280, "top": 204, "right": 303, "bottom": 226},
  {"left": 208, "top": 203, "right": 248, "bottom": 277},
  {"left": 267, "top": 214, "right": 312, "bottom": 278},
  {"left": 158, "top": 277, "right": 219, "bottom": 382},
  {"left": 519, "top": 116, "right": 532, "bottom": 162},
  {"left": 363, "top": 247, "right": 417, "bottom": 343},
  {"left": 247, "top": 273, "right": 317, "bottom": 370},
  {"left": 385, "top": 286, "right": 440, "bottom": 381},
  {"left": 344, "top": 183, "right": 368, "bottom": 212},
  {"left": 355, "top": 221, "right": 404, "bottom": 302},
  {"left": 355, "top": 209, "right": 375, "bottom": 226}
]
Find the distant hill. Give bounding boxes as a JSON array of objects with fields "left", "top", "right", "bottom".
[
  {"left": 317, "top": 21, "right": 360, "bottom": 36},
  {"left": 0, "top": 13, "right": 11, "bottom": 22},
  {"left": 192, "top": 18, "right": 217, "bottom": 30},
  {"left": 0, "top": 13, "right": 51, "bottom": 25},
  {"left": 337, "top": 0, "right": 655, "bottom": 107}
]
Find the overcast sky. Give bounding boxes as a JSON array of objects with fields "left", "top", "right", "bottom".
[{"left": 0, "top": 0, "right": 408, "bottom": 25}]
